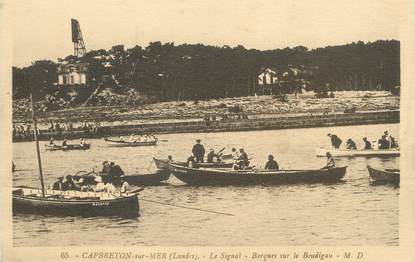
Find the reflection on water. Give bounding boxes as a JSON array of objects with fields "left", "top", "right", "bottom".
[{"left": 13, "top": 123, "right": 399, "bottom": 246}]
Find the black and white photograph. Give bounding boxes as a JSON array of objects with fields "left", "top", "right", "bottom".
[{"left": 1, "top": 0, "right": 415, "bottom": 261}]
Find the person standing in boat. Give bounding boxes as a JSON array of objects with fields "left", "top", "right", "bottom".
[
  {"left": 328, "top": 133, "right": 342, "bottom": 149},
  {"left": 101, "top": 161, "right": 111, "bottom": 174},
  {"left": 324, "top": 152, "right": 335, "bottom": 169},
  {"left": 265, "top": 154, "right": 279, "bottom": 170},
  {"left": 192, "top": 139, "right": 206, "bottom": 163},
  {"left": 363, "top": 137, "right": 372, "bottom": 150},
  {"left": 346, "top": 138, "right": 357, "bottom": 150},
  {"left": 108, "top": 162, "right": 125, "bottom": 186}
]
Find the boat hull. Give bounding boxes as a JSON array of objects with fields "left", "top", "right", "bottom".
[
  {"left": 367, "top": 165, "right": 400, "bottom": 184},
  {"left": 169, "top": 163, "right": 347, "bottom": 186},
  {"left": 12, "top": 188, "right": 139, "bottom": 218},
  {"left": 45, "top": 144, "right": 91, "bottom": 151},
  {"left": 123, "top": 170, "right": 170, "bottom": 186},
  {"left": 154, "top": 158, "right": 233, "bottom": 170},
  {"left": 105, "top": 138, "right": 157, "bottom": 147},
  {"left": 315, "top": 148, "right": 400, "bottom": 157}
]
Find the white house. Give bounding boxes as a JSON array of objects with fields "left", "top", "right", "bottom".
[
  {"left": 258, "top": 68, "right": 278, "bottom": 85},
  {"left": 57, "top": 63, "right": 88, "bottom": 86}
]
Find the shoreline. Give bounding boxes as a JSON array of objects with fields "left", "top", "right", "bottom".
[{"left": 13, "top": 110, "right": 399, "bottom": 142}]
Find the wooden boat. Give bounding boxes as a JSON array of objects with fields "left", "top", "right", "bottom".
[
  {"left": 168, "top": 163, "right": 347, "bottom": 185},
  {"left": 104, "top": 138, "right": 157, "bottom": 147},
  {"left": 315, "top": 147, "right": 400, "bottom": 157},
  {"left": 12, "top": 93, "right": 140, "bottom": 218},
  {"left": 122, "top": 170, "right": 170, "bottom": 186},
  {"left": 45, "top": 143, "right": 91, "bottom": 151},
  {"left": 154, "top": 158, "right": 234, "bottom": 170},
  {"left": 12, "top": 186, "right": 139, "bottom": 217},
  {"left": 367, "top": 165, "right": 400, "bottom": 184}
]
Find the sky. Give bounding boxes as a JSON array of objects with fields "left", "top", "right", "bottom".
[{"left": 8, "top": 0, "right": 402, "bottom": 67}]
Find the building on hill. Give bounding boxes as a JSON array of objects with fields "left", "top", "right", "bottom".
[{"left": 57, "top": 62, "right": 88, "bottom": 86}]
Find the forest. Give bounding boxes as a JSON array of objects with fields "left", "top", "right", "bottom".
[{"left": 12, "top": 40, "right": 400, "bottom": 103}]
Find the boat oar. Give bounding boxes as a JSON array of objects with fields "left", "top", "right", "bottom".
[
  {"left": 139, "top": 197, "right": 234, "bottom": 216},
  {"left": 217, "top": 147, "right": 226, "bottom": 154}
]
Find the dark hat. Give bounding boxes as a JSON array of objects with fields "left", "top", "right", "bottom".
[
  {"left": 103, "top": 161, "right": 108, "bottom": 165},
  {"left": 327, "top": 133, "right": 331, "bottom": 136},
  {"left": 196, "top": 139, "right": 201, "bottom": 142}
]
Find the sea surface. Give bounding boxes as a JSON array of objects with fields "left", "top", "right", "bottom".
[{"left": 12, "top": 123, "right": 399, "bottom": 246}]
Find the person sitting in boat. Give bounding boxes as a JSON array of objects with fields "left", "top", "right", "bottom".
[
  {"left": 346, "top": 138, "right": 357, "bottom": 150},
  {"left": 167, "top": 155, "right": 173, "bottom": 162},
  {"left": 207, "top": 149, "right": 221, "bottom": 163},
  {"left": 363, "top": 137, "right": 372, "bottom": 150},
  {"left": 49, "top": 137, "right": 55, "bottom": 146},
  {"left": 79, "top": 138, "right": 86, "bottom": 147},
  {"left": 324, "top": 152, "right": 335, "bottom": 169},
  {"left": 187, "top": 155, "right": 196, "bottom": 168},
  {"left": 120, "top": 178, "right": 130, "bottom": 194},
  {"left": 52, "top": 176, "right": 64, "bottom": 190},
  {"left": 93, "top": 176, "right": 106, "bottom": 192},
  {"left": 378, "top": 135, "right": 390, "bottom": 149},
  {"left": 62, "top": 138, "right": 68, "bottom": 147},
  {"left": 328, "top": 133, "right": 342, "bottom": 149},
  {"left": 119, "top": 136, "right": 125, "bottom": 142},
  {"left": 237, "top": 148, "right": 250, "bottom": 169},
  {"left": 231, "top": 148, "right": 239, "bottom": 162},
  {"left": 390, "top": 136, "right": 399, "bottom": 149},
  {"left": 265, "top": 154, "right": 279, "bottom": 170},
  {"left": 105, "top": 181, "right": 120, "bottom": 195},
  {"left": 62, "top": 175, "right": 77, "bottom": 191},
  {"left": 192, "top": 139, "right": 206, "bottom": 163}
]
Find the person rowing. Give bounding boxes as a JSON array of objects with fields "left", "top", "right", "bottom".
[
  {"left": 234, "top": 148, "right": 250, "bottom": 170},
  {"left": 264, "top": 154, "right": 279, "bottom": 170},
  {"left": 327, "top": 133, "right": 342, "bottom": 149},
  {"left": 346, "top": 138, "right": 357, "bottom": 150},
  {"left": 207, "top": 148, "right": 221, "bottom": 163},
  {"left": 324, "top": 152, "right": 335, "bottom": 169},
  {"left": 363, "top": 137, "right": 372, "bottom": 150}
]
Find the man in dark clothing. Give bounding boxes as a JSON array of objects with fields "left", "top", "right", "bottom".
[
  {"left": 207, "top": 149, "right": 220, "bottom": 163},
  {"left": 265, "top": 155, "right": 279, "bottom": 170},
  {"left": 62, "top": 175, "right": 77, "bottom": 190},
  {"left": 192, "top": 139, "right": 205, "bottom": 163},
  {"left": 237, "top": 148, "right": 250, "bottom": 169},
  {"left": 328, "top": 133, "right": 342, "bottom": 149},
  {"left": 52, "top": 176, "right": 64, "bottom": 190},
  {"left": 108, "top": 162, "right": 125, "bottom": 186},
  {"left": 363, "top": 137, "right": 372, "bottom": 150},
  {"left": 346, "top": 138, "right": 357, "bottom": 150}
]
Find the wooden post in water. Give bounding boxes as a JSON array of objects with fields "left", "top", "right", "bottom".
[{"left": 30, "top": 93, "right": 46, "bottom": 197}]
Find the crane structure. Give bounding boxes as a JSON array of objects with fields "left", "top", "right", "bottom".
[{"left": 71, "top": 18, "right": 86, "bottom": 58}]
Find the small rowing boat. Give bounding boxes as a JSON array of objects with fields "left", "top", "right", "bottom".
[
  {"left": 122, "top": 170, "right": 170, "bottom": 186},
  {"left": 45, "top": 144, "right": 91, "bottom": 151},
  {"left": 104, "top": 138, "right": 157, "bottom": 147},
  {"left": 168, "top": 163, "right": 347, "bottom": 185},
  {"left": 315, "top": 147, "right": 400, "bottom": 157},
  {"left": 13, "top": 186, "right": 139, "bottom": 217},
  {"left": 154, "top": 158, "right": 234, "bottom": 170},
  {"left": 367, "top": 165, "right": 399, "bottom": 184}
]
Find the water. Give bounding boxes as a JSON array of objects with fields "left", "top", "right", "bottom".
[{"left": 12, "top": 123, "right": 399, "bottom": 246}]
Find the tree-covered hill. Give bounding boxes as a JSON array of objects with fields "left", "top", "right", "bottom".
[{"left": 12, "top": 40, "right": 399, "bottom": 103}]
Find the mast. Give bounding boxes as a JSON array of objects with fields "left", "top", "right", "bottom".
[{"left": 30, "top": 93, "right": 46, "bottom": 197}]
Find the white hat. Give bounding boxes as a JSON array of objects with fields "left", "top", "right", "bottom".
[{"left": 94, "top": 176, "right": 103, "bottom": 183}]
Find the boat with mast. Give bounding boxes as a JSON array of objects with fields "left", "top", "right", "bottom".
[{"left": 12, "top": 93, "right": 140, "bottom": 218}]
